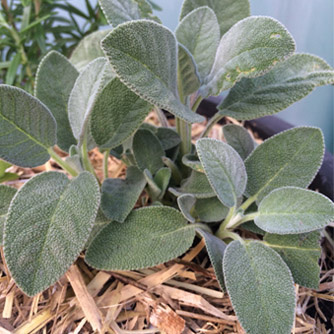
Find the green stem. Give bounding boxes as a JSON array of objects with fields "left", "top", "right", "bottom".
[
  {"left": 200, "top": 112, "right": 224, "bottom": 138},
  {"left": 240, "top": 195, "right": 257, "bottom": 212},
  {"left": 229, "top": 212, "right": 259, "bottom": 229},
  {"left": 81, "top": 135, "right": 100, "bottom": 183},
  {"left": 154, "top": 106, "right": 168, "bottom": 127},
  {"left": 103, "top": 149, "right": 110, "bottom": 180},
  {"left": 216, "top": 206, "right": 236, "bottom": 236},
  {"left": 217, "top": 230, "right": 244, "bottom": 243},
  {"left": 176, "top": 118, "right": 192, "bottom": 156},
  {"left": 191, "top": 95, "right": 203, "bottom": 112},
  {"left": 47, "top": 148, "right": 78, "bottom": 177}
]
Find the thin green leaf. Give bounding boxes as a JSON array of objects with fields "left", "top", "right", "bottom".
[{"left": 5, "top": 53, "right": 21, "bottom": 85}]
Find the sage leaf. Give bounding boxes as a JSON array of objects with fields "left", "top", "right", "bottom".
[
  {"left": 70, "top": 29, "right": 112, "bottom": 71},
  {"left": 0, "top": 85, "right": 56, "bottom": 167},
  {"left": 219, "top": 54, "right": 334, "bottom": 120},
  {"left": 245, "top": 127, "right": 324, "bottom": 202},
  {"left": 203, "top": 17, "right": 295, "bottom": 96},
  {"left": 223, "top": 240, "right": 295, "bottom": 334},
  {"left": 178, "top": 44, "right": 201, "bottom": 97},
  {"left": 4, "top": 171, "right": 100, "bottom": 296},
  {"left": 35, "top": 51, "right": 78, "bottom": 152},
  {"left": 154, "top": 167, "right": 172, "bottom": 199},
  {"left": 101, "top": 20, "right": 204, "bottom": 123},
  {"left": 156, "top": 127, "right": 181, "bottom": 151},
  {"left": 180, "top": 0, "right": 250, "bottom": 37},
  {"left": 264, "top": 232, "right": 321, "bottom": 289},
  {"left": 101, "top": 166, "right": 146, "bottom": 223},
  {"left": 0, "top": 160, "right": 18, "bottom": 183},
  {"left": 169, "top": 170, "right": 215, "bottom": 199},
  {"left": 194, "top": 197, "right": 229, "bottom": 222},
  {"left": 176, "top": 6, "right": 220, "bottom": 80},
  {"left": 0, "top": 185, "right": 16, "bottom": 245},
  {"left": 177, "top": 194, "right": 197, "bottom": 223},
  {"left": 197, "top": 229, "right": 227, "bottom": 290},
  {"left": 85, "top": 207, "right": 196, "bottom": 270},
  {"left": 133, "top": 129, "right": 164, "bottom": 175},
  {"left": 255, "top": 187, "right": 334, "bottom": 234},
  {"left": 68, "top": 58, "right": 108, "bottom": 145},
  {"left": 182, "top": 153, "right": 204, "bottom": 173},
  {"left": 196, "top": 138, "right": 247, "bottom": 207},
  {"left": 91, "top": 78, "right": 152, "bottom": 150},
  {"left": 222, "top": 124, "right": 255, "bottom": 160},
  {"left": 99, "top": 0, "right": 160, "bottom": 27}
]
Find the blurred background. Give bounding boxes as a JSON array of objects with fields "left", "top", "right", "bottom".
[{"left": 1, "top": 0, "right": 333, "bottom": 151}]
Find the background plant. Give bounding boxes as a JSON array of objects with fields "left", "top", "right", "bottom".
[{"left": 0, "top": 0, "right": 333, "bottom": 333}]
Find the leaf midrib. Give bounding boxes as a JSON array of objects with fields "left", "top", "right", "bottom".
[{"left": 263, "top": 242, "right": 320, "bottom": 252}]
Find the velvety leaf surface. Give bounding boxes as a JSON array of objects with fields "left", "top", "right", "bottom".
[
  {"left": 0, "top": 85, "right": 56, "bottom": 167},
  {"left": 0, "top": 185, "right": 16, "bottom": 245},
  {"left": 154, "top": 167, "right": 171, "bottom": 199},
  {"left": 264, "top": 232, "right": 321, "bottom": 289},
  {"left": 196, "top": 138, "right": 247, "bottom": 207},
  {"left": 91, "top": 78, "right": 151, "bottom": 149},
  {"left": 177, "top": 194, "right": 197, "bottom": 223},
  {"left": 4, "top": 171, "right": 100, "bottom": 296},
  {"left": 102, "top": 20, "right": 204, "bottom": 123},
  {"left": 177, "top": 44, "right": 201, "bottom": 97},
  {"left": 180, "top": 0, "right": 250, "bottom": 36},
  {"left": 203, "top": 16, "right": 295, "bottom": 96},
  {"left": 223, "top": 240, "right": 295, "bottom": 334},
  {"left": 255, "top": 187, "right": 334, "bottom": 234},
  {"left": 194, "top": 197, "right": 229, "bottom": 222},
  {"left": 245, "top": 127, "right": 324, "bottom": 202},
  {"left": 85, "top": 207, "right": 196, "bottom": 270},
  {"left": 219, "top": 54, "right": 334, "bottom": 120},
  {"left": 222, "top": 124, "right": 255, "bottom": 160},
  {"left": 70, "top": 29, "right": 112, "bottom": 71},
  {"left": 133, "top": 129, "right": 164, "bottom": 175},
  {"left": 156, "top": 127, "right": 181, "bottom": 151},
  {"left": 197, "top": 229, "right": 227, "bottom": 290},
  {"left": 99, "top": 0, "right": 160, "bottom": 27},
  {"left": 176, "top": 6, "right": 220, "bottom": 80},
  {"left": 169, "top": 170, "right": 215, "bottom": 198},
  {"left": 101, "top": 166, "right": 146, "bottom": 223},
  {"left": 182, "top": 153, "right": 204, "bottom": 172},
  {"left": 35, "top": 51, "right": 78, "bottom": 152},
  {"left": 68, "top": 58, "right": 108, "bottom": 144}
]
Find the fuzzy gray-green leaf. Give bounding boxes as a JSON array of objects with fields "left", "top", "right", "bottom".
[
  {"left": 245, "top": 127, "right": 324, "bottom": 202},
  {"left": 0, "top": 185, "right": 16, "bottom": 245},
  {"left": 70, "top": 29, "right": 112, "bottom": 71},
  {"left": 4, "top": 171, "right": 100, "bottom": 296},
  {"left": 203, "top": 16, "right": 295, "bottom": 96},
  {"left": 68, "top": 58, "right": 108, "bottom": 145},
  {"left": 264, "top": 232, "right": 321, "bottom": 289},
  {"left": 219, "top": 54, "right": 334, "bottom": 120},
  {"left": 196, "top": 138, "right": 247, "bottom": 207},
  {"left": 182, "top": 153, "right": 204, "bottom": 173},
  {"left": 177, "top": 44, "right": 201, "bottom": 97},
  {"left": 169, "top": 170, "right": 215, "bottom": 198},
  {"left": 133, "top": 129, "right": 164, "bottom": 175},
  {"left": 85, "top": 207, "right": 196, "bottom": 270},
  {"left": 35, "top": 51, "right": 78, "bottom": 152},
  {"left": 223, "top": 240, "right": 295, "bottom": 334},
  {"left": 180, "top": 0, "right": 250, "bottom": 36},
  {"left": 156, "top": 127, "right": 181, "bottom": 151},
  {"left": 0, "top": 85, "right": 56, "bottom": 167},
  {"left": 91, "top": 78, "right": 152, "bottom": 150},
  {"left": 255, "top": 187, "right": 334, "bottom": 234},
  {"left": 197, "top": 229, "right": 227, "bottom": 290},
  {"left": 222, "top": 124, "right": 255, "bottom": 160},
  {"left": 101, "top": 166, "right": 146, "bottom": 223},
  {"left": 99, "top": 0, "right": 160, "bottom": 27},
  {"left": 101, "top": 20, "right": 204, "bottom": 124},
  {"left": 194, "top": 197, "right": 229, "bottom": 222},
  {"left": 176, "top": 6, "right": 220, "bottom": 80}
]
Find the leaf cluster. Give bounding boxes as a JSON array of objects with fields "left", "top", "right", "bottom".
[{"left": 0, "top": 1, "right": 333, "bottom": 333}]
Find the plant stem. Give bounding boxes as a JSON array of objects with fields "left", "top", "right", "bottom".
[
  {"left": 81, "top": 135, "right": 100, "bottom": 183},
  {"left": 191, "top": 95, "right": 203, "bottom": 112},
  {"left": 103, "top": 150, "right": 110, "bottom": 180},
  {"left": 154, "top": 106, "right": 168, "bottom": 127},
  {"left": 216, "top": 206, "right": 235, "bottom": 237},
  {"left": 240, "top": 195, "right": 257, "bottom": 212},
  {"left": 229, "top": 212, "right": 259, "bottom": 229},
  {"left": 47, "top": 148, "right": 78, "bottom": 177},
  {"left": 200, "top": 112, "right": 224, "bottom": 138},
  {"left": 176, "top": 118, "right": 192, "bottom": 156},
  {"left": 217, "top": 230, "right": 244, "bottom": 243}
]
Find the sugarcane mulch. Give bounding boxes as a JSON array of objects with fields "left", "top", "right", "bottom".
[{"left": 0, "top": 113, "right": 333, "bottom": 334}]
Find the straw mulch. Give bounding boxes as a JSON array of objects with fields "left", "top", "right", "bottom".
[{"left": 0, "top": 114, "right": 333, "bottom": 334}]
